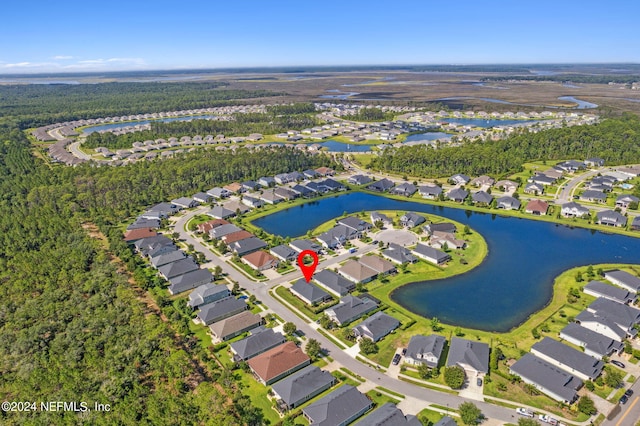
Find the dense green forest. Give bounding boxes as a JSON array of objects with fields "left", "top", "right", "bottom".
[
  {"left": 342, "top": 108, "right": 396, "bottom": 122},
  {"left": 369, "top": 114, "right": 640, "bottom": 178},
  {"left": 0, "top": 121, "right": 335, "bottom": 424},
  {"left": 482, "top": 74, "right": 640, "bottom": 84},
  {"left": 0, "top": 82, "right": 283, "bottom": 129},
  {"left": 85, "top": 103, "right": 319, "bottom": 149}
]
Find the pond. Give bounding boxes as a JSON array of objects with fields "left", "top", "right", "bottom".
[
  {"left": 317, "top": 140, "right": 375, "bottom": 152},
  {"left": 440, "top": 118, "right": 539, "bottom": 128},
  {"left": 82, "top": 114, "right": 217, "bottom": 134},
  {"left": 253, "top": 192, "right": 640, "bottom": 331}
]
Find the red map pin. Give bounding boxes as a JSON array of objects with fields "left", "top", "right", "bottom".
[{"left": 297, "top": 250, "right": 319, "bottom": 283}]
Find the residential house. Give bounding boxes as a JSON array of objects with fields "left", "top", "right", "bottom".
[
  {"left": 509, "top": 353, "right": 582, "bottom": 404},
  {"left": 196, "top": 296, "right": 248, "bottom": 325},
  {"left": 158, "top": 258, "right": 199, "bottom": 280},
  {"left": 207, "top": 187, "right": 231, "bottom": 199},
  {"left": 585, "top": 158, "right": 605, "bottom": 167},
  {"left": 575, "top": 310, "right": 629, "bottom": 342},
  {"left": 274, "top": 187, "right": 298, "bottom": 201},
  {"left": 413, "top": 244, "right": 451, "bottom": 265},
  {"left": 123, "top": 228, "right": 157, "bottom": 243},
  {"left": 419, "top": 185, "right": 443, "bottom": 199},
  {"left": 596, "top": 210, "right": 627, "bottom": 227},
  {"left": 290, "top": 239, "right": 322, "bottom": 254},
  {"left": 338, "top": 216, "right": 373, "bottom": 235},
  {"left": 528, "top": 174, "right": 556, "bottom": 186},
  {"left": 450, "top": 174, "right": 470, "bottom": 185},
  {"left": 382, "top": 244, "right": 417, "bottom": 265},
  {"left": 230, "top": 328, "right": 286, "bottom": 361},
  {"left": 315, "top": 166, "right": 335, "bottom": 176},
  {"left": 272, "top": 365, "right": 336, "bottom": 411},
  {"left": 168, "top": 269, "right": 214, "bottom": 295},
  {"left": 134, "top": 234, "right": 173, "bottom": 254},
  {"left": 325, "top": 295, "right": 378, "bottom": 326},
  {"left": 495, "top": 180, "right": 519, "bottom": 193},
  {"left": 577, "top": 297, "right": 640, "bottom": 340},
  {"left": 258, "top": 190, "right": 282, "bottom": 205},
  {"left": 316, "top": 226, "right": 350, "bottom": 249},
  {"left": 221, "top": 230, "right": 253, "bottom": 245},
  {"left": 496, "top": 196, "right": 521, "bottom": 210},
  {"left": 313, "top": 269, "right": 355, "bottom": 297},
  {"left": 446, "top": 337, "right": 489, "bottom": 375},
  {"left": 353, "top": 311, "right": 400, "bottom": 342},
  {"left": 471, "top": 190, "right": 493, "bottom": 206},
  {"left": 604, "top": 270, "right": 640, "bottom": 293},
  {"left": 126, "top": 217, "right": 160, "bottom": 230},
  {"left": 223, "top": 200, "right": 251, "bottom": 215},
  {"left": 229, "top": 237, "right": 268, "bottom": 256},
  {"left": 303, "top": 169, "right": 319, "bottom": 179},
  {"left": 291, "top": 184, "right": 314, "bottom": 198},
  {"left": 580, "top": 190, "right": 607, "bottom": 203},
  {"left": 390, "top": 182, "right": 418, "bottom": 197},
  {"left": 559, "top": 323, "right": 623, "bottom": 360},
  {"left": 354, "top": 403, "right": 421, "bottom": 426},
  {"left": 150, "top": 250, "right": 186, "bottom": 268},
  {"left": 242, "top": 251, "right": 279, "bottom": 271},
  {"left": 206, "top": 206, "right": 235, "bottom": 220},
  {"left": 524, "top": 182, "right": 544, "bottom": 195},
  {"left": 242, "top": 195, "right": 264, "bottom": 209},
  {"left": 370, "top": 211, "right": 392, "bottom": 227},
  {"left": 302, "top": 385, "right": 372, "bottom": 426},
  {"left": 358, "top": 255, "right": 397, "bottom": 276},
  {"left": 470, "top": 175, "right": 495, "bottom": 187},
  {"left": 171, "top": 197, "right": 198, "bottom": 209},
  {"left": 187, "top": 283, "right": 231, "bottom": 309},
  {"left": 423, "top": 222, "right": 457, "bottom": 235},
  {"left": 446, "top": 188, "right": 468, "bottom": 203},
  {"left": 584, "top": 280, "right": 637, "bottom": 304},
  {"left": 531, "top": 337, "right": 603, "bottom": 381},
  {"left": 556, "top": 160, "right": 586, "bottom": 173},
  {"left": 433, "top": 417, "right": 458, "bottom": 426},
  {"left": 525, "top": 199, "right": 549, "bottom": 216},
  {"left": 633, "top": 216, "right": 640, "bottom": 231},
  {"left": 317, "top": 178, "right": 345, "bottom": 192},
  {"left": 400, "top": 212, "right": 426, "bottom": 228},
  {"left": 209, "top": 311, "right": 263, "bottom": 343},
  {"left": 270, "top": 244, "right": 298, "bottom": 262},
  {"left": 404, "top": 334, "right": 446, "bottom": 368},
  {"left": 241, "top": 180, "right": 260, "bottom": 192},
  {"left": 196, "top": 219, "right": 229, "bottom": 234},
  {"left": 209, "top": 224, "right": 242, "bottom": 239},
  {"left": 192, "top": 192, "right": 212, "bottom": 204},
  {"left": 247, "top": 341, "right": 311, "bottom": 385},
  {"left": 561, "top": 202, "right": 590, "bottom": 218},
  {"left": 338, "top": 259, "right": 379, "bottom": 283},
  {"left": 367, "top": 178, "right": 395, "bottom": 192},
  {"left": 223, "top": 182, "right": 244, "bottom": 194},
  {"left": 290, "top": 279, "right": 333, "bottom": 305},
  {"left": 274, "top": 173, "right": 293, "bottom": 185},
  {"left": 429, "top": 231, "right": 466, "bottom": 250},
  {"left": 145, "top": 242, "right": 177, "bottom": 259},
  {"left": 616, "top": 194, "right": 640, "bottom": 209},
  {"left": 348, "top": 175, "right": 372, "bottom": 185}
]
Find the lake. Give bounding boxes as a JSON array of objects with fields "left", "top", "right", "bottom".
[
  {"left": 404, "top": 132, "right": 452, "bottom": 142},
  {"left": 82, "top": 114, "right": 217, "bottom": 134},
  {"left": 253, "top": 192, "right": 640, "bottom": 332},
  {"left": 440, "top": 118, "right": 538, "bottom": 128},
  {"left": 318, "top": 141, "right": 375, "bottom": 152}
]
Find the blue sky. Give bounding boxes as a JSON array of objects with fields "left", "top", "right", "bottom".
[{"left": 1, "top": 0, "right": 636, "bottom": 73}]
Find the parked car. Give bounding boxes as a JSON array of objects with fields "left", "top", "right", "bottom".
[
  {"left": 539, "top": 414, "right": 558, "bottom": 425},
  {"left": 476, "top": 377, "right": 482, "bottom": 386},
  {"left": 401, "top": 348, "right": 407, "bottom": 356},
  {"left": 619, "top": 394, "right": 628, "bottom": 405},
  {"left": 372, "top": 240, "right": 378, "bottom": 245},
  {"left": 516, "top": 408, "right": 534, "bottom": 418},
  {"left": 349, "top": 248, "right": 358, "bottom": 254},
  {"left": 392, "top": 354, "right": 401, "bottom": 365},
  {"left": 624, "top": 389, "right": 634, "bottom": 397},
  {"left": 611, "top": 360, "right": 626, "bottom": 369}
]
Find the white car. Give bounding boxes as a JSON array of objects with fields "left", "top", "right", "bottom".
[
  {"left": 516, "top": 408, "right": 534, "bottom": 418},
  {"left": 539, "top": 414, "right": 558, "bottom": 425}
]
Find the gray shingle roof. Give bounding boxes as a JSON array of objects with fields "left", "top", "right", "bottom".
[
  {"left": 405, "top": 334, "right": 446, "bottom": 368},
  {"left": 196, "top": 297, "right": 247, "bottom": 325},
  {"left": 302, "top": 385, "right": 372, "bottom": 426},
  {"left": 413, "top": 244, "right": 451, "bottom": 264},
  {"left": 382, "top": 244, "right": 417, "bottom": 264},
  {"left": 472, "top": 190, "right": 493, "bottom": 204},
  {"left": 158, "top": 258, "right": 199, "bottom": 279},
  {"left": 588, "top": 297, "right": 640, "bottom": 329},
  {"left": 446, "top": 337, "right": 489, "bottom": 373},
  {"left": 353, "top": 311, "right": 400, "bottom": 342},
  {"left": 210, "top": 224, "right": 241, "bottom": 238},
  {"left": 604, "top": 270, "right": 640, "bottom": 292},
  {"left": 187, "top": 283, "right": 230, "bottom": 308},
  {"left": 168, "top": 268, "right": 214, "bottom": 295},
  {"left": 510, "top": 353, "right": 582, "bottom": 403},
  {"left": 313, "top": 269, "right": 355, "bottom": 296},
  {"left": 531, "top": 337, "right": 604, "bottom": 380},
  {"left": 354, "top": 402, "right": 421, "bottom": 426},
  {"left": 446, "top": 187, "right": 468, "bottom": 201},
  {"left": 290, "top": 279, "right": 332, "bottom": 305},
  {"left": 290, "top": 239, "right": 322, "bottom": 253},
  {"left": 229, "top": 237, "right": 268, "bottom": 256},
  {"left": 326, "top": 295, "right": 378, "bottom": 325},
  {"left": 584, "top": 280, "right": 635, "bottom": 304},
  {"left": 230, "top": 328, "right": 286, "bottom": 361},
  {"left": 560, "top": 323, "right": 623, "bottom": 358},
  {"left": 270, "top": 244, "right": 298, "bottom": 261},
  {"left": 271, "top": 365, "right": 335, "bottom": 409},
  {"left": 150, "top": 250, "right": 186, "bottom": 267}
]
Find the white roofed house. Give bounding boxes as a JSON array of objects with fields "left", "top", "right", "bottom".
[{"left": 561, "top": 202, "right": 590, "bottom": 218}]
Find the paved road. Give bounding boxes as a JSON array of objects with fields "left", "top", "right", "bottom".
[
  {"left": 601, "top": 377, "right": 640, "bottom": 426},
  {"left": 173, "top": 208, "right": 571, "bottom": 424},
  {"left": 556, "top": 168, "right": 603, "bottom": 204}
]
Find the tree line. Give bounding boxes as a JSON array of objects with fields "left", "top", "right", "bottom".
[{"left": 369, "top": 114, "right": 640, "bottom": 178}]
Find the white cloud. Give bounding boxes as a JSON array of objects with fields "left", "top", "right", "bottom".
[
  {"left": 52, "top": 55, "right": 74, "bottom": 60},
  {"left": 0, "top": 57, "right": 147, "bottom": 73}
]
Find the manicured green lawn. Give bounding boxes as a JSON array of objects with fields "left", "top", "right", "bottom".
[
  {"left": 365, "top": 389, "right": 400, "bottom": 407},
  {"left": 417, "top": 408, "right": 458, "bottom": 426}
]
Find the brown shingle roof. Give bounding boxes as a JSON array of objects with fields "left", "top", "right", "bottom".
[
  {"left": 358, "top": 255, "right": 396, "bottom": 274},
  {"left": 123, "top": 228, "right": 157, "bottom": 241},
  {"left": 526, "top": 199, "right": 549, "bottom": 213},
  {"left": 242, "top": 251, "right": 278, "bottom": 269},
  {"left": 197, "top": 219, "right": 229, "bottom": 233},
  {"left": 247, "top": 341, "right": 310, "bottom": 383},
  {"left": 222, "top": 230, "right": 253, "bottom": 244},
  {"left": 223, "top": 182, "right": 242, "bottom": 193}
]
